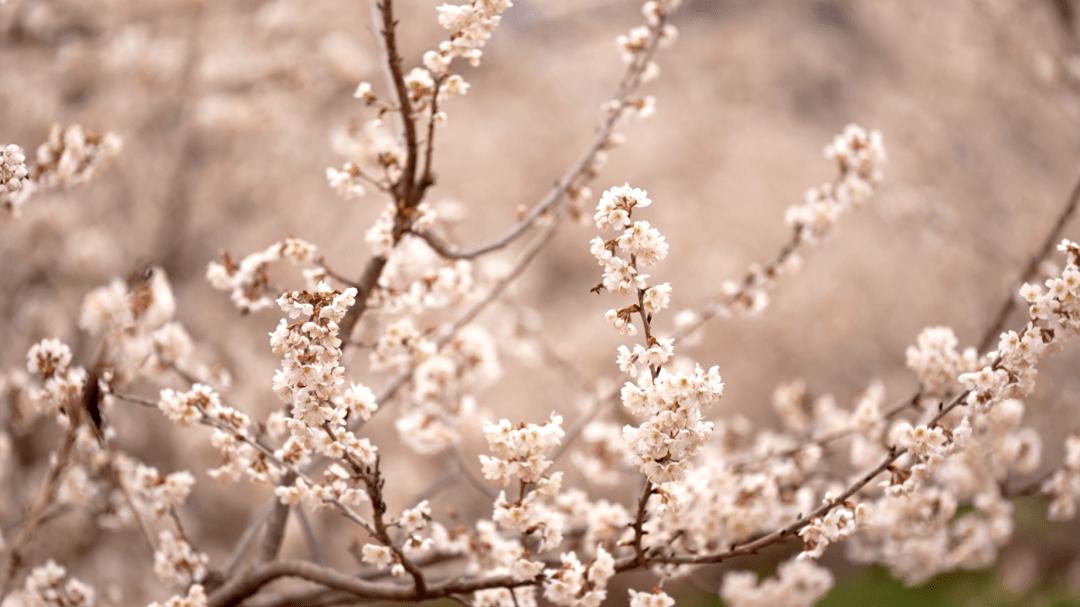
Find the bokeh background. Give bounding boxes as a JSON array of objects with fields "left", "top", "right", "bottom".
[{"left": 5, "top": 0, "right": 1080, "bottom": 604}]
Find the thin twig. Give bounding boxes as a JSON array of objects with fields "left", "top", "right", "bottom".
[
  {"left": 206, "top": 558, "right": 534, "bottom": 607},
  {"left": 361, "top": 208, "right": 567, "bottom": 425},
  {"left": 256, "top": 471, "right": 297, "bottom": 563},
  {"left": 450, "top": 448, "right": 498, "bottom": 502},
  {"left": 976, "top": 170, "right": 1080, "bottom": 353},
  {"left": 223, "top": 499, "right": 278, "bottom": 579},
  {"left": 0, "top": 427, "right": 79, "bottom": 598},
  {"left": 295, "top": 505, "right": 324, "bottom": 565},
  {"left": 375, "top": 0, "right": 418, "bottom": 204},
  {"left": 414, "top": 14, "right": 669, "bottom": 261}
]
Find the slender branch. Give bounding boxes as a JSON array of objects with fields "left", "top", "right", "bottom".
[
  {"left": 629, "top": 480, "right": 655, "bottom": 566},
  {"left": 256, "top": 471, "right": 297, "bottom": 563},
  {"left": 376, "top": 0, "right": 418, "bottom": 204},
  {"left": 359, "top": 208, "right": 566, "bottom": 425},
  {"left": 222, "top": 499, "right": 278, "bottom": 578},
  {"left": 550, "top": 392, "right": 618, "bottom": 464},
  {"left": 418, "top": 76, "right": 445, "bottom": 197},
  {"left": 450, "top": 447, "right": 498, "bottom": 502},
  {"left": 360, "top": 456, "right": 427, "bottom": 595},
  {"left": 112, "top": 392, "right": 382, "bottom": 539},
  {"left": 976, "top": 170, "right": 1080, "bottom": 353},
  {"left": 294, "top": 505, "right": 324, "bottom": 565},
  {"left": 414, "top": 13, "right": 671, "bottom": 261},
  {"left": 0, "top": 427, "right": 79, "bottom": 598},
  {"left": 338, "top": 254, "right": 388, "bottom": 346},
  {"left": 207, "top": 558, "right": 534, "bottom": 607}
]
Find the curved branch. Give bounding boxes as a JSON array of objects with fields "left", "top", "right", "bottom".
[
  {"left": 976, "top": 169, "right": 1080, "bottom": 353},
  {"left": 206, "top": 559, "right": 534, "bottom": 607},
  {"left": 414, "top": 14, "right": 671, "bottom": 261}
]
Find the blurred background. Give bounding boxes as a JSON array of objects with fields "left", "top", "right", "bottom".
[{"left": 5, "top": 0, "right": 1080, "bottom": 604}]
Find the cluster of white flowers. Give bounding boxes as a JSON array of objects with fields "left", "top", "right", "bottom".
[
  {"left": 79, "top": 267, "right": 199, "bottom": 389},
  {"left": 326, "top": 120, "right": 405, "bottom": 197},
  {"left": 145, "top": 584, "right": 207, "bottom": 607},
  {"left": 87, "top": 453, "right": 198, "bottom": 533},
  {"left": 905, "top": 326, "right": 979, "bottom": 397},
  {"left": 0, "top": 144, "right": 29, "bottom": 216},
  {"left": 3, "top": 560, "right": 95, "bottom": 607},
  {"left": 325, "top": 162, "right": 367, "bottom": 200},
  {"left": 369, "top": 223, "right": 474, "bottom": 315},
  {"left": 394, "top": 325, "right": 498, "bottom": 454},
  {"left": 121, "top": 459, "right": 196, "bottom": 521},
  {"left": 152, "top": 529, "right": 208, "bottom": 588},
  {"left": 590, "top": 184, "right": 669, "bottom": 334},
  {"left": 462, "top": 520, "right": 540, "bottom": 605},
  {"left": 591, "top": 184, "right": 723, "bottom": 486},
  {"left": 430, "top": 0, "right": 512, "bottom": 71},
  {"left": 541, "top": 547, "right": 615, "bottom": 607},
  {"left": 797, "top": 498, "right": 870, "bottom": 560},
  {"left": 628, "top": 588, "right": 675, "bottom": 607},
  {"left": 33, "top": 124, "right": 122, "bottom": 191},
  {"left": 157, "top": 383, "right": 267, "bottom": 483},
  {"left": 205, "top": 237, "right": 320, "bottom": 313},
  {"left": 23, "top": 337, "right": 86, "bottom": 423},
  {"left": 964, "top": 241, "right": 1080, "bottom": 409},
  {"left": 620, "top": 364, "right": 723, "bottom": 485},
  {"left": 269, "top": 284, "right": 381, "bottom": 483},
  {"left": 614, "top": 0, "right": 679, "bottom": 91},
  {"left": 1, "top": 125, "right": 121, "bottom": 218},
  {"left": 720, "top": 558, "right": 834, "bottom": 607},
  {"left": 481, "top": 415, "right": 566, "bottom": 551},
  {"left": 25, "top": 339, "right": 72, "bottom": 381},
  {"left": 481, "top": 414, "right": 563, "bottom": 484},
  {"left": 784, "top": 124, "right": 886, "bottom": 244}
]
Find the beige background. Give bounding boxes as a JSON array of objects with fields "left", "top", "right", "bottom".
[{"left": 4, "top": 0, "right": 1080, "bottom": 602}]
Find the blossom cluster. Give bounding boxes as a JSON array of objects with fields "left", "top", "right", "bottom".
[
  {"left": 430, "top": 0, "right": 512, "bottom": 70},
  {"left": 152, "top": 530, "right": 208, "bottom": 588},
  {"left": 541, "top": 548, "right": 616, "bottom": 607},
  {"left": 1, "top": 124, "right": 121, "bottom": 218},
  {"left": 591, "top": 183, "right": 723, "bottom": 486},
  {"left": 482, "top": 415, "right": 566, "bottom": 549},
  {"left": 157, "top": 383, "right": 267, "bottom": 483},
  {"left": 905, "top": 326, "right": 979, "bottom": 397},
  {"left": 0, "top": 145, "right": 28, "bottom": 214},
  {"left": 590, "top": 183, "right": 669, "bottom": 334},
  {"left": 2, "top": 560, "right": 95, "bottom": 607},
  {"left": 269, "top": 284, "right": 384, "bottom": 500},
  {"left": 784, "top": 124, "right": 886, "bottom": 243},
  {"left": 720, "top": 558, "right": 834, "bottom": 607},
  {"left": 325, "top": 0, "right": 509, "bottom": 202},
  {"left": 706, "top": 123, "right": 887, "bottom": 320},
  {"left": 206, "top": 237, "right": 320, "bottom": 314}
]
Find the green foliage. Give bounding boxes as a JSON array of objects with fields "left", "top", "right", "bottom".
[{"left": 671, "top": 564, "right": 1080, "bottom": 607}]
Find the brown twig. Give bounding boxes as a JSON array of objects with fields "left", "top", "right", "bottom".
[
  {"left": 414, "top": 12, "right": 670, "bottom": 261},
  {"left": 376, "top": 0, "right": 418, "bottom": 205},
  {"left": 0, "top": 427, "right": 79, "bottom": 598},
  {"left": 256, "top": 471, "right": 297, "bottom": 563},
  {"left": 976, "top": 170, "right": 1080, "bottom": 353},
  {"left": 206, "top": 558, "right": 534, "bottom": 607}
]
